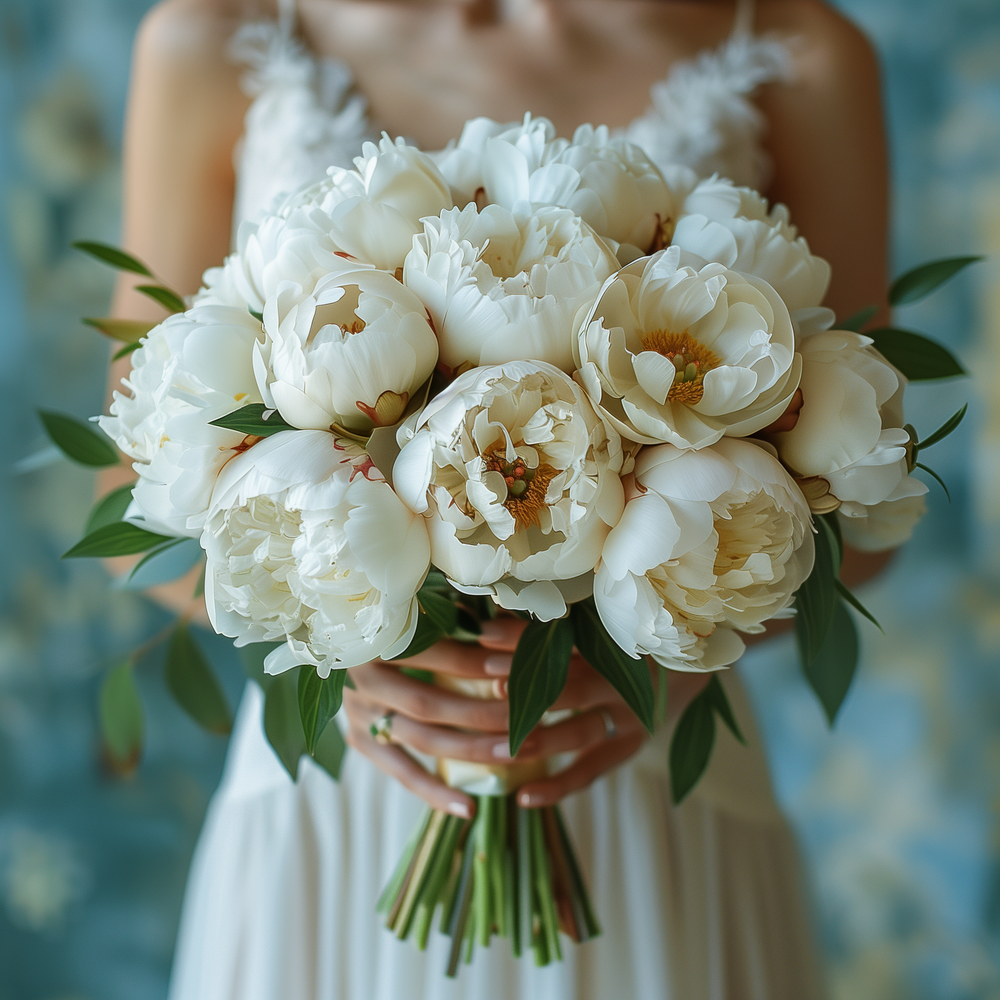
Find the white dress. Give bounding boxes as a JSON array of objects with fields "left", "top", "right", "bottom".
[{"left": 169, "top": 3, "right": 825, "bottom": 998}]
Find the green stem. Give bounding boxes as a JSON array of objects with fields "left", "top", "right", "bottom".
[
  {"left": 377, "top": 808, "right": 431, "bottom": 914},
  {"left": 553, "top": 807, "right": 600, "bottom": 940},
  {"left": 446, "top": 829, "right": 478, "bottom": 978}
]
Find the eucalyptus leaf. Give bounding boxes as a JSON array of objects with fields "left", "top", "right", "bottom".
[
  {"left": 73, "top": 241, "right": 153, "bottom": 277},
  {"left": 263, "top": 667, "right": 307, "bottom": 780},
  {"left": 508, "top": 617, "right": 574, "bottom": 755},
  {"left": 570, "top": 598, "right": 655, "bottom": 734},
  {"left": 802, "top": 600, "right": 859, "bottom": 724},
  {"left": 135, "top": 284, "right": 185, "bottom": 314},
  {"left": 915, "top": 462, "right": 952, "bottom": 501},
  {"left": 63, "top": 521, "right": 177, "bottom": 559},
  {"left": 889, "top": 256, "right": 983, "bottom": 306},
  {"left": 669, "top": 687, "right": 715, "bottom": 805},
  {"left": 85, "top": 483, "right": 135, "bottom": 534},
  {"left": 82, "top": 317, "right": 155, "bottom": 342},
  {"left": 418, "top": 589, "right": 458, "bottom": 635},
  {"left": 834, "top": 579, "right": 883, "bottom": 632},
  {"left": 112, "top": 341, "right": 142, "bottom": 361},
  {"left": 838, "top": 304, "right": 878, "bottom": 332},
  {"left": 99, "top": 662, "right": 144, "bottom": 770},
  {"left": 867, "top": 328, "right": 965, "bottom": 380},
  {"left": 916, "top": 404, "right": 968, "bottom": 452},
  {"left": 297, "top": 667, "right": 346, "bottom": 754},
  {"left": 208, "top": 403, "right": 295, "bottom": 437},
  {"left": 165, "top": 624, "right": 232, "bottom": 734},
  {"left": 38, "top": 410, "right": 119, "bottom": 467},
  {"left": 125, "top": 537, "right": 203, "bottom": 589},
  {"left": 794, "top": 516, "right": 839, "bottom": 665}
]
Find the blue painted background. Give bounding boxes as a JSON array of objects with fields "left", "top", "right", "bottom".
[{"left": 0, "top": 1, "right": 997, "bottom": 997}]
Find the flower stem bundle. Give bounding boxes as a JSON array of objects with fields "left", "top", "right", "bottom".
[{"left": 378, "top": 795, "right": 598, "bottom": 976}]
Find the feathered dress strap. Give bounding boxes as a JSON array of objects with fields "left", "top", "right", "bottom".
[
  {"left": 227, "top": 1, "right": 373, "bottom": 238},
  {"left": 623, "top": 4, "right": 793, "bottom": 191}
]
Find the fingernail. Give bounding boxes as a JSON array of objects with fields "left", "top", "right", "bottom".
[
  {"left": 492, "top": 741, "right": 513, "bottom": 759},
  {"left": 484, "top": 653, "right": 512, "bottom": 676},
  {"left": 491, "top": 679, "right": 508, "bottom": 700},
  {"left": 518, "top": 792, "right": 540, "bottom": 808},
  {"left": 448, "top": 801, "right": 472, "bottom": 819}
]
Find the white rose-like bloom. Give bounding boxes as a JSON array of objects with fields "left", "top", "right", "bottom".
[
  {"left": 771, "top": 330, "right": 928, "bottom": 516},
  {"left": 98, "top": 293, "right": 265, "bottom": 537},
  {"left": 575, "top": 245, "right": 801, "bottom": 449},
  {"left": 203, "top": 430, "right": 430, "bottom": 676},
  {"left": 595, "top": 438, "right": 814, "bottom": 671},
  {"left": 278, "top": 134, "right": 454, "bottom": 272},
  {"left": 435, "top": 114, "right": 679, "bottom": 263},
  {"left": 403, "top": 203, "right": 619, "bottom": 374},
  {"left": 254, "top": 267, "right": 438, "bottom": 434},
  {"left": 393, "top": 361, "right": 624, "bottom": 621},
  {"left": 672, "top": 176, "right": 833, "bottom": 335}
]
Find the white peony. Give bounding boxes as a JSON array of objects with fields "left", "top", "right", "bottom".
[
  {"left": 99, "top": 294, "right": 265, "bottom": 537},
  {"left": 393, "top": 361, "right": 624, "bottom": 621},
  {"left": 595, "top": 438, "right": 814, "bottom": 671},
  {"left": 403, "top": 203, "right": 619, "bottom": 374},
  {"left": 839, "top": 489, "right": 927, "bottom": 552},
  {"left": 771, "top": 330, "right": 928, "bottom": 520},
  {"left": 435, "top": 114, "right": 679, "bottom": 262},
  {"left": 575, "top": 245, "right": 801, "bottom": 449},
  {"left": 672, "top": 176, "right": 833, "bottom": 334},
  {"left": 254, "top": 267, "right": 438, "bottom": 434},
  {"left": 203, "top": 430, "right": 430, "bottom": 676}
]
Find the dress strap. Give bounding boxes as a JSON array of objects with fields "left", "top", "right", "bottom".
[{"left": 730, "top": 0, "right": 756, "bottom": 39}]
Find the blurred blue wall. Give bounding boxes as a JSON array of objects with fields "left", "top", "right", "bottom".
[{"left": 0, "top": 1, "right": 997, "bottom": 998}]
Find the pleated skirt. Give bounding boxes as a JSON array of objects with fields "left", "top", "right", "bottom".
[{"left": 167, "top": 671, "right": 825, "bottom": 1000}]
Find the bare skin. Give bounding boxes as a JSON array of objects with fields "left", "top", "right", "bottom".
[{"left": 104, "top": 0, "right": 893, "bottom": 817}]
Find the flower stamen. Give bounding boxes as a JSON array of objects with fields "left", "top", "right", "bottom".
[
  {"left": 483, "top": 449, "right": 557, "bottom": 530},
  {"left": 640, "top": 329, "right": 720, "bottom": 405}
]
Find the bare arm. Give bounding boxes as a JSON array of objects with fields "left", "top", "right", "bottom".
[{"left": 100, "top": 0, "right": 252, "bottom": 615}]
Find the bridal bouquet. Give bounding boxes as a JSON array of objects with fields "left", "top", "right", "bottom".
[{"left": 46, "top": 115, "right": 971, "bottom": 974}]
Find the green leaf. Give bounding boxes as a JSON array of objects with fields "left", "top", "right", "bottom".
[
  {"left": 916, "top": 403, "right": 968, "bottom": 452},
  {"left": 507, "top": 617, "right": 574, "bottom": 755},
  {"left": 82, "top": 317, "right": 155, "bottom": 342},
  {"left": 297, "top": 668, "right": 347, "bottom": 754},
  {"left": 249, "top": 308, "right": 263, "bottom": 322},
  {"left": 127, "top": 537, "right": 187, "bottom": 581},
  {"left": 802, "top": 600, "right": 859, "bottom": 724},
  {"left": 422, "top": 570, "right": 450, "bottom": 593},
  {"left": 838, "top": 304, "right": 878, "bottom": 332},
  {"left": 395, "top": 613, "right": 445, "bottom": 660},
  {"left": 112, "top": 341, "right": 142, "bottom": 361},
  {"left": 165, "top": 624, "right": 232, "bottom": 734},
  {"left": 669, "top": 687, "right": 715, "bottom": 804},
  {"left": 867, "top": 328, "right": 965, "bottom": 380},
  {"left": 239, "top": 642, "right": 283, "bottom": 690},
  {"left": 889, "top": 256, "right": 983, "bottom": 306},
  {"left": 794, "top": 516, "right": 839, "bottom": 665},
  {"left": 85, "top": 483, "right": 135, "bottom": 534},
  {"left": 135, "top": 284, "right": 185, "bottom": 314},
  {"left": 38, "top": 410, "right": 119, "bottom": 467},
  {"left": 835, "top": 579, "right": 883, "bottom": 632},
  {"left": 311, "top": 715, "right": 346, "bottom": 780},
  {"left": 99, "top": 662, "right": 144, "bottom": 770},
  {"left": 705, "top": 675, "right": 745, "bottom": 745},
  {"left": 73, "top": 241, "right": 153, "bottom": 277},
  {"left": 208, "top": 403, "right": 295, "bottom": 437},
  {"left": 570, "top": 598, "right": 655, "bottom": 734},
  {"left": 263, "top": 667, "right": 307, "bottom": 779},
  {"left": 915, "top": 462, "right": 952, "bottom": 501},
  {"left": 63, "top": 521, "right": 176, "bottom": 558},
  {"left": 418, "top": 589, "right": 458, "bottom": 635}
]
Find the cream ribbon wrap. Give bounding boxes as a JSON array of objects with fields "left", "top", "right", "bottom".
[{"left": 433, "top": 674, "right": 573, "bottom": 796}]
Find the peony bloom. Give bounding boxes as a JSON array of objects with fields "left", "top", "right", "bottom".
[
  {"left": 595, "top": 438, "right": 814, "bottom": 671},
  {"left": 672, "top": 176, "right": 833, "bottom": 334},
  {"left": 575, "top": 245, "right": 801, "bottom": 449},
  {"left": 403, "top": 203, "right": 619, "bottom": 374},
  {"left": 99, "top": 294, "right": 265, "bottom": 537},
  {"left": 770, "top": 330, "right": 928, "bottom": 522},
  {"left": 435, "top": 114, "right": 679, "bottom": 263},
  {"left": 254, "top": 266, "right": 438, "bottom": 434},
  {"left": 203, "top": 430, "right": 430, "bottom": 676},
  {"left": 393, "top": 361, "right": 624, "bottom": 620},
  {"left": 839, "top": 489, "right": 927, "bottom": 552}
]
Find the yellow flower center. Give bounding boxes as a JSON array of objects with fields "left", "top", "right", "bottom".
[
  {"left": 640, "top": 330, "right": 720, "bottom": 405},
  {"left": 483, "top": 448, "right": 558, "bottom": 530}
]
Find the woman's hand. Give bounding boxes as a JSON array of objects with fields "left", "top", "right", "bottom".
[{"left": 343, "top": 616, "right": 713, "bottom": 816}]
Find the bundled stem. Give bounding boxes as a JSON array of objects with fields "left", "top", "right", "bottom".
[{"left": 380, "top": 794, "right": 598, "bottom": 977}]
